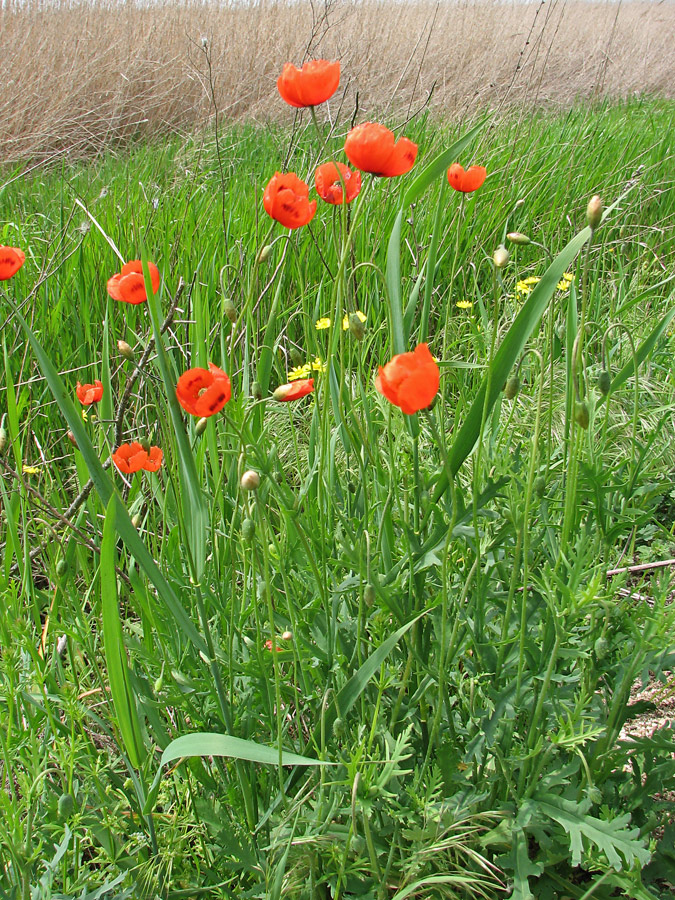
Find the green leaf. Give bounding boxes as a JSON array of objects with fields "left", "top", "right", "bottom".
[
  {"left": 101, "top": 498, "right": 145, "bottom": 769},
  {"left": 6, "top": 298, "right": 208, "bottom": 656},
  {"left": 530, "top": 792, "right": 650, "bottom": 870},
  {"left": 386, "top": 119, "right": 487, "bottom": 354},
  {"left": 508, "top": 827, "right": 542, "bottom": 900},
  {"left": 159, "top": 733, "right": 329, "bottom": 768}
]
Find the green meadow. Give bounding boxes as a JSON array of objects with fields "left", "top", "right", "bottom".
[{"left": 1, "top": 97, "right": 675, "bottom": 899}]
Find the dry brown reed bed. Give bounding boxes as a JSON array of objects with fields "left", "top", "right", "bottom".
[{"left": 1, "top": 0, "right": 674, "bottom": 162}]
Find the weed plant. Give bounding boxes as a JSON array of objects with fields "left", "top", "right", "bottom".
[{"left": 1, "top": 96, "right": 675, "bottom": 899}]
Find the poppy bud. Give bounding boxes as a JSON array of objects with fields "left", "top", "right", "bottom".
[
  {"left": 0, "top": 425, "right": 6, "bottom": 454},
  {"left": 67, "top": 431, "right": 77, "bottom": 447},
  {"left": 597, "top": 371, "right": 611, "bottom": 396},
  {"left": 251, "top": 381, "right": 263, "bottom": 401},
  {"left": 240, "top": 470, "right": 261, "bottom": 492},
  {"left": 290, "top": 348, "right": 304, "bottom": 368},
  {"left": 587, "top": 785, "right": 603, "bottom": 805},
  {"left": 223, "top": 298, "right": 237, "bottom": 324},
  {"left": 504, "top": 375, "right": 520, "bottom": 399},
  {"left": 257, "top": 245, "right": 272, "bottom": 264},
  {"left": 282, "top": 630, "right": 293, "bottom": 641},
  {"left": 493, "top": 245, "right": 510, "bottom": 269},
  {"left": 515, "top": 199, "right": 526, "bottom": 209},
  {"left": 117, "top": 340, "right": 134, "bottom": 360},
  {"left": 195, "top": 417, "right": 208, "bottom": 436},
  {"left": 58, "top": 793, "right": 75, "bottom": 821},
  {"left": 507, "top": 232, "right": 531, "bottom": 245},
  {"left": 587, "top": 195, "right": 602, "bottom": 230},
  {"left": 348, "top": 312, "right": 366, "bottom": 341},
  {"left": 364, "top": 583, "right": 376, "bottom": 608},
  {"left": 594, "top": 636, "right": 609, "bottom": 659},
  {"left": 333, "top": 717, "right": 345, "bottom": 738},
  {"left": 574, "top": 401, "right": 590, "bottom": 430},
  {"left": 154, "top": 670, "right": 164, "bottom": 692},
  {"left": 534, "top": 475, "right": 546, "bottom": 497},
  {"left": 56, "top": 559, "right": 68, "bottom": 576},
  {"left": 140, "top": 437, "right": 151, "bottom": 453},
  {"left": 242, "top": 517, "right": 255, "bottom": 541},
  {"left": 132, "top": 513, "right": 142, "bottom": 528}
]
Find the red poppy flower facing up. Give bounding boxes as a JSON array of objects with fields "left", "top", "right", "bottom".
[
  {"left": 447, "top": 164, "right": 487, "bottom": 193},
  {"left": 76, "top": 380, "right": 103, "bottom": 406},
  {"left": 344, "top": 123, "right": 418, "bottom": 178},
  {"left": 375, "top": 343, "right": 440, "bottom": 415},
  {"left": 0, "top": 246, "right": 26, "bottom": 281},
  {"left": 107, "top": 260, "right": 160, "bottom": 305},
  {"left": 277, "top": 59, "right": 340, "bottom": 108},
  {"left": 112, "top": 442, "right": 148, "bottom": 474},
  {"left": 273, "top": 379, "right": 314, "bottom": 402},
  {"left": 176, "top": 363, "right": 232, "bottom": 417},
  {"left": 143, "top": 446, "right": 163, "bottom": 472},
  {"left": 263, "top": 173, "right": 317, "bottom": 229},
  {"left": 314, "top": 162, "right": 362, "bottom": 205}
]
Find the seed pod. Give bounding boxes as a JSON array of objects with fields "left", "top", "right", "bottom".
[
  {"left": 574, "top": 401, "right": 590, "bottom": 430},
  {"left": 506, "top": 232, "right": 531, "bottom": 245},
  {"left": 195, "top": 417, "right": 208, "bottom": 436},
  {"left": 240, "top": 470, "right": 261, "bottom": 492},
  {"left": 117, "top": 340, "right": 134, "bottom": 360},
  {"left": 597, "top": 370, "right": 611, "bottom": 396},
  {"left": 533, "top": 475, "right": 546, "bottom": 498},
  {"left": 587, "top": 195, "right": 602, "bottom": 230},
  {"left": 251, "top": 381, "right": 263, "bottom": 402},
  {"left": 223, "top": 298, "right": 237, "bottom": 324},
  {"left": 364, "top": 584, "right": 376, "bottom": 608},
  {"left": 493, "top": 245, "right": 510, "bottom": 269},
  {"left": 348, "top": 312, "right": 366, "bottom": 341},
  {"left": 504, "top": 375, "right": 520, "bottom": 400},
  {"left": 241, "top": 517, "right": 255, "bottom": 541},
  {"left": 56, "top": 559, "right": 68, "bottom": 577},
  {"left": 58, "top": 793, "right": 75, "bottom": 821}
]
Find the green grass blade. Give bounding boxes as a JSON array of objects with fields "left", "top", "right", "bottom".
[
  {"left": 101, "top": 498, "right": 145, "bottom": 769},
  {"left": 159, "top": 733, "right": 329, "bottom": 768}
]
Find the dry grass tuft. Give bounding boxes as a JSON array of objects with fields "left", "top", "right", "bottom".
[{"left": 2, "top": 0, "right": 674, "bottom": 162}]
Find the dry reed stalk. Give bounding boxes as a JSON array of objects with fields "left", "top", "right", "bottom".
[{"left": 1, "top": 0, "right": 674, "bottom": 162}]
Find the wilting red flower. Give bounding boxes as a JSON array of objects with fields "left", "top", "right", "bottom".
[
  {"left": 263, "top": 173, "right": 317, "bottom": 229},
  {"left": 447, "top": 164, "right": 487, "bottom": 193},
  {"left": 76, "top": 380, "right": 103, "bottom": 406},
  {"left": 273, "top": 379, "right": 314, "bottom": 402},
  {"left": 375, "top": 343, "right": 440, "bottom": 415},
  {"left": 314, "top": 162, "right": 362, "bottom": 205},
  {"left": 176, "top": 363, "right": 231, "bottom": 417},
  {"left": 143, "top": 446, "right": 163, "bottom": 472},
  {"left": 344, "top": 123, "right": 418, "bottom": 177},
  {"left": 112, "top": 442, "right": 148, "bottom": 474},
  {"left": 0, "top": 246, "right": 26, "bottom": 281},
  {"left": 277, "top": 59, "right": 340, "bottom": 108},
  {"left": 107, "top": 260, "right": 160, "bottom": 305}
]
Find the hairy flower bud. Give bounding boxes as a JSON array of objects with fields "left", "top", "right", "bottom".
[
  {"left": 574, "top": 401, "right": 590, "bottom": 430},
  {"left": 282, "top": 630, "right": 293, "bottom": 641},
  {"left": 251, "top": 381, "right": 263, "bottom": 402},
  {"left": 0, "top": 425, "right": 6, "bottom": 455},
  {"left": 506, "top": 232, "right": 531, "bottom": 246},
  {"left": 195, "top": 417, "right": 208, "bottom": 436},
  {"left": 290, "top": 347, "right": 304, "bottom": 368},
  {"left": 534, "top": 475, "right": 546, "bottom": 498},
  {"left": 597, "top": 371, "right": 611, "bottom": 396},
  {"left": 117, "top": 340, "right": 134, "bottom": 360},
  {"left": 504, "top": 375, "right": 520, "bottom": 399},
  {"left": 257, "top": 244, "right": 272, "bottom": 264},
  {"left": 131, "top": 513, "right": 142, "bottom": 528},
  {"left": 241, "top": 517, "right": 255, "bottom": 541},
  {"left": 240, "top": 469, "right": 261, "bottom": 492},
  {"left": 67, "top": 431, "right": 77, "bottom": 447},
  {"left": 348, "top": 312, "right": 366, "bottom": 341},
  {"left": 587, "top": 195, "right": 602, "bottom": 230},
  {"left": 223, "top": 298, "right": 237, "bottom": 324},
  {"left": 493, "top": 245, "right": 510, "bottom": 269}
]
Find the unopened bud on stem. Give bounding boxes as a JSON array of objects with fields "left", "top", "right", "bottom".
[
  {"left": 223, "top": 298, "right": 237, "bottom": 324},
  {"left": 240, "top": 470, "right": 261, "bottom": 492},
  {"left": 506, "top": 232, "right": 531, "bottom": 246},
  {"left": 117, "top": 340, "right": 134, "bottom": 360},
  {"left": 587, "top": 195, "right": 602, "bottom": 231},
  {"left": 257, "top": 245, "right": 272, "bottom": 264},
  {"left": 195, "top": 417, "right": 208, "bottom": 436},
  {"left": 493, "top": 245, "right": 510, "bottom": 269}
]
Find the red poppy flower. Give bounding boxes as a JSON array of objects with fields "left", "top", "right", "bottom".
[
  {"left": 143, "top": 446, "right": 163, "bottom": 472},
  {"left": 76, "top": 380, "right": 103, "bottom": 406},
  {"left": 447, "top": 164, "right": 487, "bottom": 193},
  {"left": 344, "top": 123, "right": 418, "bottom": 178},
  {"left": 0, "top": 246, "right": 26, "bottom": 281},
  {"left": 263, "top": 173, "right": 317, "bottom": 229},
  {"left": 273, "top": 379, "right": 314, "bottom": 402},
  {"left": 277, "top": 59, "right": 340, "bottom": 108},
  {"left": 107, "top": 260, "right": 160, "bottom": 305},
  {"left": 314, "top": 162, "right": 362, "bottom": 205},
  {"left": 176, "top": 363, "right": 232, "bottom": 417},
  {"left": 112, "top": 442, "right": 148, "bottom": 474},
  {"left": 375, "top": 343, "right": 440, "bottom": 415}
]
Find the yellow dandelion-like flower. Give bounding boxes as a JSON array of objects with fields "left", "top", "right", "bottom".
[
  {"left": 288, "top": 364, "right": 311, "bottom": 381},
  {"left": 557, "top": 272, "right": 575, "bottom": 291},
  {"left": 311, "top": 356, "right": 327, "bottom": 373},
  {"left": 342, "top": 310, "right": 366, "bottom": 331},
  {"left": 523, "top": 276, "right": 541, "bottom": 285},
  {"left": 561, "top": 272, "right": 574, "bottom": 282},
  {"left": 456, "top": 300, "right": 473, "bottom": 309},
  {"left": 22, "top": 464, "right": 40, "bottom": 475},
  {"left": 81, "top": 408, "right": 88, "bottom": 422},
  {"left": 516, "top": 281, "right": 532, "bottom": 295},
  {"left": 315, "top": 317, "right": 331, "bottom": 330}
]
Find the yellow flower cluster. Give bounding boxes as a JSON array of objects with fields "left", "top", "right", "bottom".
[
  {"left": 288, "top": 357, "right": 327, "bottom": 381},
  {"left": 516, "top": 276, "right": 541, "bottom": 295},
  {"left": 557, "top": 272, "right": 575, "bottom": 291},
  {"left": 315, "top": 311, "right": 367, "bottom": 331},
  {"left": 456, "top": 300, "right": 473, "bottom": 310}
]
